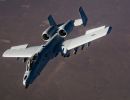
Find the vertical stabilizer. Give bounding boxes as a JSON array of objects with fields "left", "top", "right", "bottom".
[
  {"left": 79, "top": 7, "right": 88, "bottom": 26},
  {"left": 48, "top": 15, "right": 57, "bottom": 26}
]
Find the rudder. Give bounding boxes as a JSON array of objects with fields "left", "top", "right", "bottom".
[
  {"left": 79, "top": 7, "right": 88, "bottom": 26},
  {"left": 48, "top": 15, "right": 57, "bottom": 26}
]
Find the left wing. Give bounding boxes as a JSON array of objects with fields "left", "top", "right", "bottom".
[
  {"left": 2, "top": 44, "right": 43, "bottom": 58},
  {"left": 62, "top": 26, "right": 112, "bottom": 51}
]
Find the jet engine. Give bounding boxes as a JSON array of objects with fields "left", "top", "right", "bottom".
[
  {"left": 42, "top": 34, "right": 50, "bottom": 41},
  {"left": 58, "top": 20, "right": 74, "bottom": 38},
  {"left": 42, "top": 26, "right": 57, "bottom": 41},
  {"left": 58, "top": 29, "right": 67, "bottom": 38}
]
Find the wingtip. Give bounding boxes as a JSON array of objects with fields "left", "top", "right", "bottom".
[
  {"left": 2, "top": 51, "right": 6, "bottom": 57},
  {"left": 2, "top": 49, "right": 10, "bottom": 57},
  {"left": 2, "top": 54, "right": 4, "bottom": 57},
  {"left": 2, "top": 52, "right": 7, "bottom": 57},
  {"left": 107, "top": 26, "right": 112, "bottom": 35}
]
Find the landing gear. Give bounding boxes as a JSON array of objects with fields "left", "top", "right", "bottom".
[
  {"left": 25, "top": 54, "right": 38, "bottom": 71},
  {"left": 26, "top": 59, "right": 31, "bottom": 71},
  {"left": 73, "top": 47, "right": 78, "bottom": 54},
  {"left": 26, "top": 58, "right": 35, "bottom": 71}
]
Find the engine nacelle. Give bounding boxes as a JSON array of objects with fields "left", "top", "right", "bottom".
[
  {"left": 58, "top": 29, "right": 67, "bottom": 38},
  {"left": 42, "top": 26, "right": 57, "bottom": 41},
  {"left": 58, "top": 20, "right": 74, "bottom": 38},
  {"left": 42, "top": 34, "right": 50, "bottom": 41}
]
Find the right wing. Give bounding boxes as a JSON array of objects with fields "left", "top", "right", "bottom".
[
  {"left": 62, "top": 26, "right": 112, "bottom": 51},
  {"left": 2, "top": 44, "right": 43, "bottom": 58}
]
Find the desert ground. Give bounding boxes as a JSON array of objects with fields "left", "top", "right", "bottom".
[{"left": 0, "top": 0, "right": 130, "bottom": 100}]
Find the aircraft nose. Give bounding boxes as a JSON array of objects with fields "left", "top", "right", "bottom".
[{"left": 23, "top": 79, "right": 30, "bottom": 88}]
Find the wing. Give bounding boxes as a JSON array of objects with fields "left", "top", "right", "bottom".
[
  {"left": 2, "top": 44, "right": 43, "bottom": 58},
  {"left": 62, "top": 26, "right": 112, "bottom": 51}
]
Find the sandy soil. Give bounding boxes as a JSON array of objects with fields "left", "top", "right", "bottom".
[{"left": 0, "top": 0, "right": 130, "bottom": 100}]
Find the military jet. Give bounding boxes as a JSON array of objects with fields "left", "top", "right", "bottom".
[{"left": 2, "top": 7, "right": 112, "bottom": 88}]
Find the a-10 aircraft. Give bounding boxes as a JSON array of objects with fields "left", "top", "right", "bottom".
[{"left": 2, "top": 7, "right": 112, "bottom": 88}]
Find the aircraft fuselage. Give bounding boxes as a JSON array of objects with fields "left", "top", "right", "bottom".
[{"left": 23, "top": 33, "right": 64, "bottom": 88}]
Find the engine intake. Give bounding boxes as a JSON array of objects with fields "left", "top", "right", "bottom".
[
  {"left": 58, "top": 29, "right": 67, "bottom": 37},
  {"left": 42, "top": 34, "right": 50, "bottom": 41},
  {"left": 41, "top": 26, "right": 57, "bottom": 41},
  {"left": 58, "top": 20, "right": 74, "bottom": 38}
]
